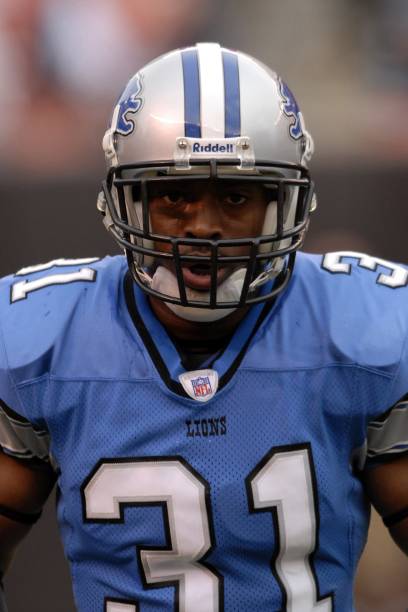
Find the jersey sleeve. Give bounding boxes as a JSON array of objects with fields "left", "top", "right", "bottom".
[{"left": 0, "top": 301, "right": 53, "bottom": 466}]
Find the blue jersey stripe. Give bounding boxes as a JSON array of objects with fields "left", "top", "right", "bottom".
[
  {"left": 222, "top": 51, "right": 241, "bottom": 137},
  {"left": 181, "top": 49, "right": 201, "bottom": 138}
]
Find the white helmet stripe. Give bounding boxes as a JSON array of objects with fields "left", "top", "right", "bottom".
[
  {"left": 221, "top": 50, "right": 241, "bottom": 137},
  {"left": 196, "top": 43, "right": 225, "bottom": 138}
]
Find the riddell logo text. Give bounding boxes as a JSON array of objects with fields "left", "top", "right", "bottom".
[{"left": 192, "top": 143, "right": 235, "bottom": 153}]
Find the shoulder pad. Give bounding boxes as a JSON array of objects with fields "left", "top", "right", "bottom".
[
  {"left": 252, "top": 252, "right": 408, "bottom": 376},
  {"left": 0, "top": 256, "right": 126, "bottom": 383}
]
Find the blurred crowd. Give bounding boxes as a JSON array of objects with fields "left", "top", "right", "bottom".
[
  {"left": 0, "top": 0, "right": 214, "bottom": 177},
  {"left": 1, "top": 0, "right": 408, "bottom": 178}
]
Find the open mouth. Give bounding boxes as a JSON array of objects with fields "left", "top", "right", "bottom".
[{"left": 182, "top": 264, "right": 228, "bottom": 290}]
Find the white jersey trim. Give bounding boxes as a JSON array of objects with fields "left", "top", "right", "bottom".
[
  {"left": 366, "top": 399, "right": 408, "bottom": 458},
  {"left": 351, "top": 398, "right": 408, "bottom": 470}
]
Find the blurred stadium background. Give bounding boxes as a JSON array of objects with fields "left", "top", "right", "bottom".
[{"left": 0, "top": 0, "right": 407, "bottom": 610}]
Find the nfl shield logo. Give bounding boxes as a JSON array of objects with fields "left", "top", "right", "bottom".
[
  {"left": 179, "top": 369, "right": 219, "bottom": 402},
  {"left": 191, "top": 376, "right": 212, "bottom": 398}
]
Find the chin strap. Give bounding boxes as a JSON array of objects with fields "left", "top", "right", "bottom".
[
  {"left": 143, "top": 262, "right": 281, "bottom": 323},
  {"left": 166, "top": 301, "right": 235, "bottom": 323},
  {"left": 149, "top": 266, "right": 247, "bottom": 322}
]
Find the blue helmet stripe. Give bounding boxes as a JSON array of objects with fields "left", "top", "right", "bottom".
[
  {"left": 181, "top": 49, "right": 201, "bottom": 138},
  {"left": 222, "top": 51, "right": 241, "bottom": 138}
]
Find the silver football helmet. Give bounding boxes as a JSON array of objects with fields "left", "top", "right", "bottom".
[{"left": 98, "top": 43, "right": 315, "bottom": 321}]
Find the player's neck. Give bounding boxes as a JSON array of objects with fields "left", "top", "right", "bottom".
[{"left": 149, "top": 296, "right": 249, "bottom": 347}]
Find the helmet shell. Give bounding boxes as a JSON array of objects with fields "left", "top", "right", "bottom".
[{"left": 104, "top": 43, "right": 313, "bottom": 168}]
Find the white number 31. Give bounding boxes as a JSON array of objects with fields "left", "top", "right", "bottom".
[
  {"left": 83, "top": 447, "right": 333, "bottom": 611},
  {"left": 322, "top": 251, "right": 408, "bottom": 288}
]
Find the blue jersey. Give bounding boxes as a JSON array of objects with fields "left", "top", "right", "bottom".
[{"left": 0, "top": 253, "right": 407, "bottom": 612}]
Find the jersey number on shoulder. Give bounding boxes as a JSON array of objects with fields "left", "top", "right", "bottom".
[
  {"left": 322, "top": 251, "right": 408, "bottom": 288},
  {"left": 10, "top": 258, "right": 99, "bottom": 302},
  {"left": 83, "top": 445, "right": 333, "bottom": 611}
]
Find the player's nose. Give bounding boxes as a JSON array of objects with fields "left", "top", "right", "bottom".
[{"left": 184, "top": 193, "right": 223, "bottom": 241}]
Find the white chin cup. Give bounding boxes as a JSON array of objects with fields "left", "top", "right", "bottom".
[{"left": 150, "top": 266, "right": 248, "bottom": 322}]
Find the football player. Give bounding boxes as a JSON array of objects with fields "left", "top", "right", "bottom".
[{"left": 0, "top": 43, "right": 407, "bottom": 611}]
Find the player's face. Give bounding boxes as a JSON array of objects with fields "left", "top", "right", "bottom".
[{"left": 148, "top": 179, "right": 270, "bottom": 291}]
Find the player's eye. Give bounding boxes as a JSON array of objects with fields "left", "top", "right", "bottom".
[
  {"left": 162, "top": 191, "right": 185, "bottom": 205},
  {"left": 223, "top": 192, "right": 247, "bottom": 206}
]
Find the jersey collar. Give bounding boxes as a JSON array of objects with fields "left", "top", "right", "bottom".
[{"left": 124, "top": 272, "right": 275, "bottom": 399}]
